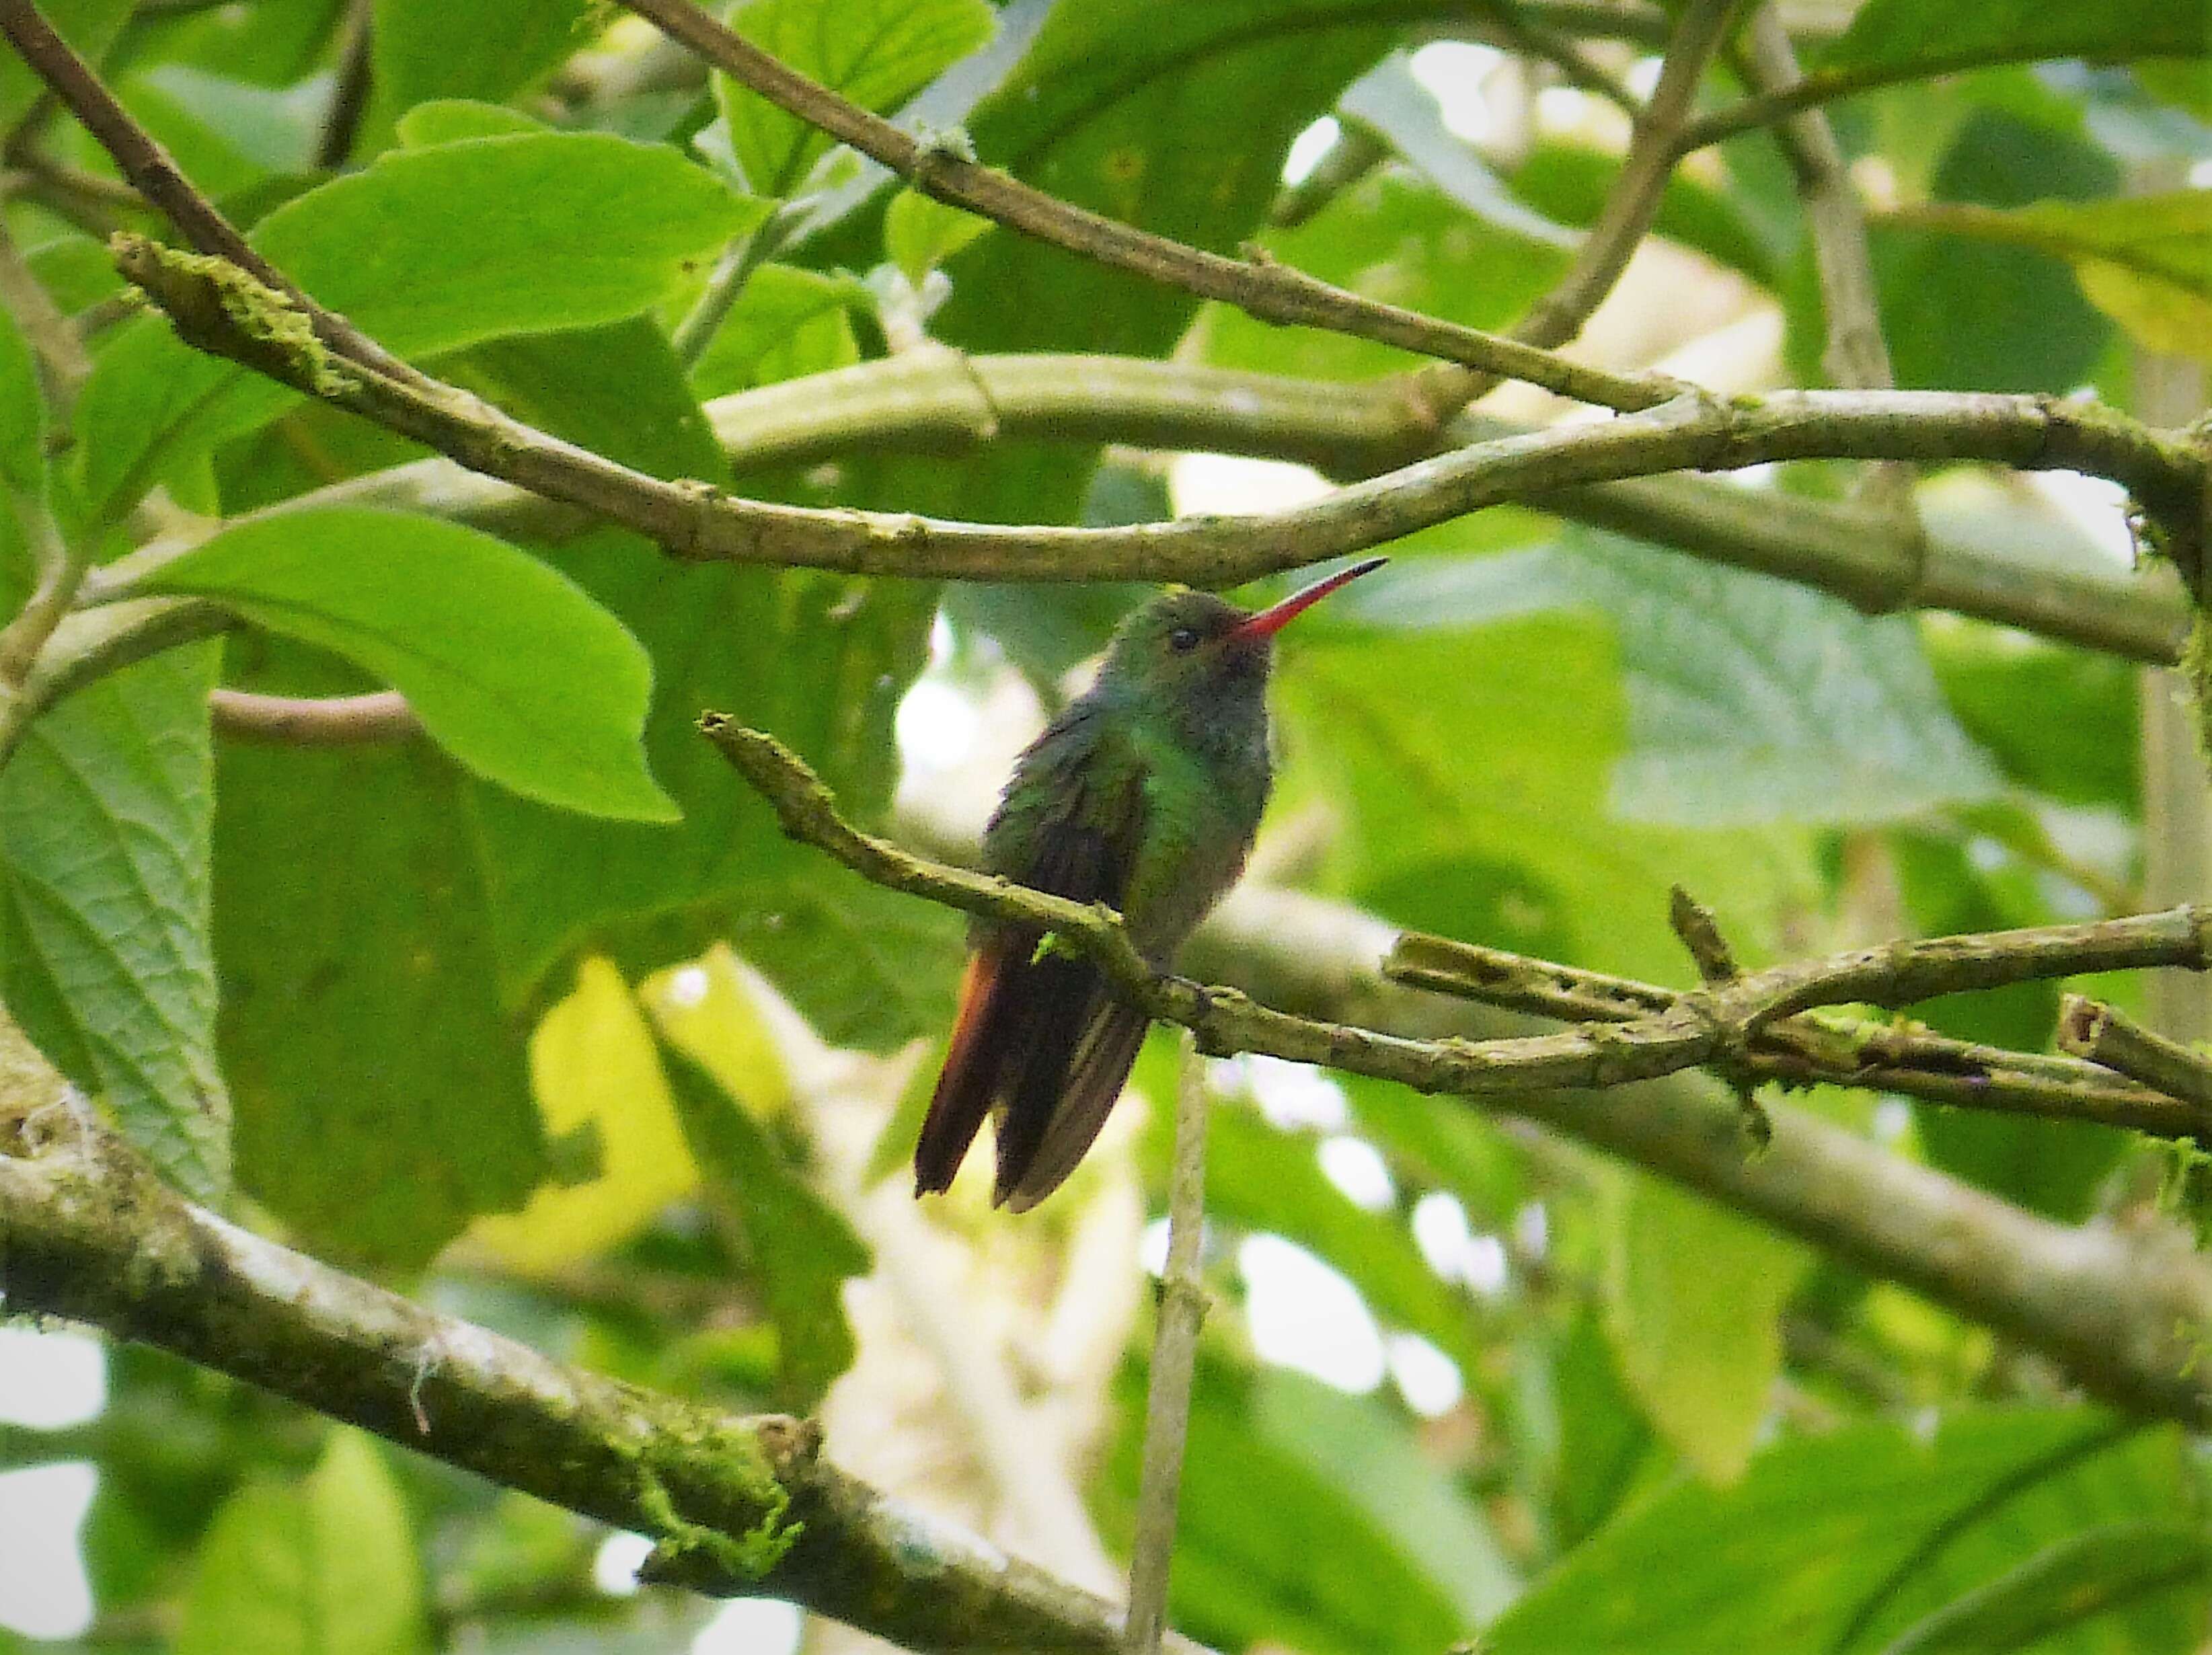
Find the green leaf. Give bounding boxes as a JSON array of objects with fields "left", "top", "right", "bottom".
[
  {"left": 465, "top": 529, "right": 948, "bottom": 1040},
  {"left": 884, "top": 188, "right": 993, "bottom": 285},
  {"left": 215, "top": 654, "right": 543, "bottom": 1267},
  {"left": 1822, "top": 0, "right": 2212, "bottom": 76},
  {"left": 1603, "top": 1173, "right": 1812, "bottom": 1483},
  {"left": 1201, "top": 167, "right": 1572, "bottom": 380},
  {"left": 1569, "top": 535, "right": 2003, "bottom": 827},
  {"left": 1279, "top": 598, "right": 1814, "bottom": 989},
  {"left": 395, "top": 99, "right": 550, "bottom": 147},
  {"left": 0, "top": 300, "right": 44, "bottom": 500},
  {"left": 1338, "top": 54, "right": 1578, "bottom": 252},
  {"left": 79, "top": 132, "right": 761, "bottom": 515},
  {"left": 717, "top": 0, "right": 995, "bottom": 197},
  {"left": 1927, "top": 629, "right": 2138, "bottom": 810},
  {"left": 0, "top": 0, "right": 135, "bottom": 133},
  {"left": 1878, "top": 1524, "right": 2211, "bottom": 1655},
  {"left": 651, "top": 1028, "right": 870, "bottom": 1409},
  {"left": 366, "top": 0, "right": 593, "bottom": 154},
  {"left": 1096, "top": 1356, "right": 1477, "bottom": 1653},
  {"left": 0, "top": 644, "right": 229, "bottom": 1200},
  {"left": 1829, "top": 109, "right": 2116, "bottom": 394},
  {"left": 938, "top": 0, "right": 1401, "bottom": 359},
  {"left": 141, "top": 509, "right": 676, "bottom": 821},
  {"left": 176, "top": 1430, "right": 426, "bottom": 1655},
  {"left": 1203, "top": 1104, "right": 1490, "bottom": 1385},
  {"left": 1484, "top": 1412, "right": 2165, "bottom": 1654},
  {"left": 1550, "top": 1306, "right": 1654, "bottom": 1550},
  {"left": 1900, "top": 190, "right": 2212, "bottom": 363},
  {"left": 688, "top": 264, "right": 866, "bottom": 398},
  {"left": 1255, "top": 1372, "right": 1520, "bottom": 1624}
]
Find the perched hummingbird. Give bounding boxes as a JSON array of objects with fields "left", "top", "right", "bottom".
[{"left": 915, "top": 556, "right": 1386, "bottom": 1211}]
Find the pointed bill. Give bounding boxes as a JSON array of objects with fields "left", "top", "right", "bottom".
[{"left": 1229, "top": 556, "right": 1387, "bottom": 642}]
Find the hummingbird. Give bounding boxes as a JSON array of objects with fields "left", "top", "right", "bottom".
[{"left": 915, "top": 556, "right": 1385, "bottom": 1211}]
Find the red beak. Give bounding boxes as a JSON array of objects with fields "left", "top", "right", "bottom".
[{"left": 1229, "top": 557, "right": 1387, "bottom": 644}]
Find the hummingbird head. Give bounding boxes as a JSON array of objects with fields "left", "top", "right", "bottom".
[{"left": 1098, "top": 557, "right": 1387, "bottom": 705}]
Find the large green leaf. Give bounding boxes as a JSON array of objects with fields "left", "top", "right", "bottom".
[
  {"left": 175, "top": 1431, "right": 426, "bottom": 1655},
  {"left": 716, "top": 0, "right": 996, "bottom": 197},
  {"left": 1840, "top": 110, "right": 2116, "bottom": 394},
  {"left": 79, "top": 132, "right": 761, "bottom": 515},
  {"left": 1880, "top": 1525, "right": 2211, "bottom": 1655},
  {"left": 215, "top": 652, "right": 543, "bottom": 1267},
  {"left": 1509, "top": 143, "right": 1780, "bottom": 290},
  {"left": 0, "top": 644, "right": 228, "bottom": 1200},
  {"left": 652, "top": 1036, "right": 869, "bottom": 1409},
  {"left": 1603, "top": 1173, "right": 1812, "bottom": 1484},
  {"left": 936, "top": 0, "right": 1401, "bottom": 358},
  {"left": 365, "top": 0, "right": 594, "bottom": 155},
  {"left": 140, "top": 510, "right": 675, "bottom": 822},
  {"left": 1569, "top": 535, "right": 2003, "bottom": 827},
  {"left": 1485, "top": 1412, "right": 2179, "bottom": 1654},
  {"left": 1901, "top": 190, "right": 2212, "bottom": 364},
  {"left": 1277, "top": 596, "right": 1813, "bottom": 987},
  {"left": 1822, "top": 0, "right": 2212, "bottom": 77}
]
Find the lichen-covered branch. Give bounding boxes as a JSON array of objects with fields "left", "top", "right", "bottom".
[
  {"left": 1387, "top": 932, "right": 2212, "bottom": 1140},
  {"left": 710, "top": 716, "right": 2212, "bottom": 1137},
  {"left": 0, "top": 1135, "right": 1205, "bottom": 1654},
  {"left": 291, "top": 352, "right": 2188, "bottom": 664},
  {"left": 103, "top": 240, "right": 2205, "bottom": 597},
  {"left": 1177, "top": 883, "right": 2212, "bottom": 1430}
]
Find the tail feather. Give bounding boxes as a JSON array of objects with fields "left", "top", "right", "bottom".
[
  {"left": 913, "top": 939, "right": 1022, "bottom": 1196},
  {"left": 989, "top": 951, "right": 1111, "bottom": 1205},
  {"left": 1001, "top": 1001, "right": 1149, "bottom": 1213}
]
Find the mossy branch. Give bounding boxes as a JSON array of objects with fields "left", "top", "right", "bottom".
[{"left": 0, "top": 1132, "right": 1206, "bottom": 1654}]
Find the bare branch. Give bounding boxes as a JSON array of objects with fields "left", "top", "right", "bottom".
[
  {"left": 2061, "top": 994, "right": 2212, "bottom": 1114},
  {"left": 208, "top": 688, "right": 423, "bottom": 745}
]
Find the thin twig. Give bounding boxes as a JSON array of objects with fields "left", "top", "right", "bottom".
[
  {"left": 208, "top": 688, "right": 422, "bottom": 745},
  {"left": 0, "top": 219, "right": 91, "bottom": 683},
  {"left": 611, "top": 0, "right": 1681, "bottom": 414},
  {"left": 671, "top": 202, "right": 802, "bottom": 371},
  {"left": 1476, "top": 0, "right": 1641, "bottom": 114},
  {"left": 314, "top": 0, "right": 375, "bottom": 171},
  {"left": 1124, "top": 1033, "right": 1213, "bottom": 1655},
  {"left": 2061, "top": 995, "right": 2212, "bottom": 1114}
]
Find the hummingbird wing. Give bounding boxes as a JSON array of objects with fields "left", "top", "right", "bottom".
[{"left": 914, "top": 712, "right": 1152, "bottom": 1208}]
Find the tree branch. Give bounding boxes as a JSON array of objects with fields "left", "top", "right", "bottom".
[
  {"left": 708, "top": 716, "right": 2212, "bottom": 1134},
  {"left": 0, "top": 1134, "right": 1206, "bottom": 1653},
  {"left": 100, "top": 239, "right": 2206, "bottom": 596},
  {"left": 1123, "top": 1034, "right": 1212, "bottom": 1655},
  {"left": 0, "top": 0, "right": 425, "bottom": 393},
  {"left": 610, "top": 0, "right": 1681, "bottom": 414},
  {"left": 2060, "top": 994, "right": 2212, "bottom": 1112},
  {"left": 732, "top": 726, "right": 2212, "bottom": 1424},
  {"left": 287, "top": 352, "right": 2184, "bottom": 664}
]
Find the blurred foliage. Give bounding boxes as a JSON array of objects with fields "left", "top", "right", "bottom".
[{"left": 3, "top": 1, "right": 2211, "bottom": 1652}]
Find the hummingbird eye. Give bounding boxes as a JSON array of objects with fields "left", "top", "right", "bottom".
[{"left": 1168, "top": 626, "right": 1201, "bottom": 653}]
